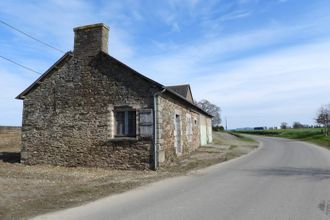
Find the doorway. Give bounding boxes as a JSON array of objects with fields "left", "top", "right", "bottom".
[{"left": 175, "top": 114, "right": 182, "bottom": 154}]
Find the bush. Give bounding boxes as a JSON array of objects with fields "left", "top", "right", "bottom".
[{"left": 213, "top": 126, "right": 224, "bottom": 131}]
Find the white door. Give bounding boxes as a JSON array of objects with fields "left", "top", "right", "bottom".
[{"left": 200, "top": 115, "right": 207, "bottom": 145}]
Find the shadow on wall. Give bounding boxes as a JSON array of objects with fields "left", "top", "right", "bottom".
[
  {"left": 0, "top": 152, "right": 20, "bottom": 163},
  {"left": 247, "top": 167, "right": 330, "bottom": 181}
]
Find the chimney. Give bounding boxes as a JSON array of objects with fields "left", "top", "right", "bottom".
[{"left": 73, "top": 23, "right": 109, "bottom": 57}]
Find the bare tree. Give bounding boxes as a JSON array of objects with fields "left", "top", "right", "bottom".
[
  {"left": 315, "top": 104, "right": 330, "bottom": 136},
  {"left": 197, "top": 99, "right": 221, "bottom": 127},
  {"left": 280, "top": 122, "right": 288, "bottom": 129}
]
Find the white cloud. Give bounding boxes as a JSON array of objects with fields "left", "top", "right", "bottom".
[
  {"left": 129, "top": 19, "right": 324, "bottom": 84},
  {"left": 126, "top": 18, "right": 330, "bottom": 128},
  {"left": 218, "top": 10, "right": 252, "bottom": 22},
  {"left": 0, "top": 0, "right": 138, "bottom": 59},
  {"left": 190, "top": 40, "right": 330, "bottom": 128},
  {"left": 0, "top": 0, "right": 329, "bottom": 128}
]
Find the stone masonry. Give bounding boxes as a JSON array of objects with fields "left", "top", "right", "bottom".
[
  {"left": 156, "top": 95, "right": 200, "bottom": 164},
  {"left": 20, "top": 24, "right": 158, "bottom": 169},
  {"left": 18, "top": 23, "right": 212, "bottom": 170}
]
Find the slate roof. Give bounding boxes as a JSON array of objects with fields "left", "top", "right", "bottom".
[{"left": 166, "top": 84, "right": 193, "bottom": 102}]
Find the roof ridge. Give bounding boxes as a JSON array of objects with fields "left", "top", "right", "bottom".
[{"left": 166, "top": 84, "right": 190, "bottom": 87}]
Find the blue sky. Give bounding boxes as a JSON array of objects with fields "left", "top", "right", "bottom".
[{"left": 0, "top": 0, "right": 329, "bottom": 129}]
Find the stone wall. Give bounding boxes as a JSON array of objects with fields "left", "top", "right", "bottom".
[
  {"left": 156, "top": 94, "right": 200, "bottom": 165},
  {"left": 21, "top": 25, "right": 160, "bottom": 169}
]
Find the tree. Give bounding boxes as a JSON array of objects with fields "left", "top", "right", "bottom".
[
  {"left": 292, "top": 121, "right": 304, "bottom": 129},
  {"left": 280, "top": 122, "right": 288, "bottom": 129},
  {"left": 213, "top": 125, "right": 224, "bottom": 131},
  {"left": 197, "top": 99, "right": 221, "bottom": 127},
  {"left": 315, "top": 104, "right": 330, "bottom": 136}
]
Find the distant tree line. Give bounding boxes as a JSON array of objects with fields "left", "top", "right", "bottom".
[
  {"left": 196, "top": 99, "right": 329, "bottom": 136},
  {"left": 277, "top": 103, "right": 329, "bottom": 136}
]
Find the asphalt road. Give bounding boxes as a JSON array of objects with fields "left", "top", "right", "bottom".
[{"left": 35, "top": 136, "right": 330, "bottom": 220}]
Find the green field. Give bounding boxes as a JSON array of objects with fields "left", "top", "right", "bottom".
[{"left": 236, "top": 128, "right": 330, "bottom": 149}]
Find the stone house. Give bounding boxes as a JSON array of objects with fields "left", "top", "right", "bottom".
[{"left": 16, "top": 23, "right": 213, "bottom": 170}]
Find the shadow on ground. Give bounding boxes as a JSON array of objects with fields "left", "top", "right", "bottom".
[
  {"left": 0, "top": 152, "right": 20, "bottom": 163},
  {"left": 247, "top": 167, "right": 330, "bottom": 181}
]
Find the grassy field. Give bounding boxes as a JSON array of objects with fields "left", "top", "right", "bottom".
[
  {"left": 0, "top": 126, "right": 21, "bottom": 152},
  {"left": 236, "top": 128, "right": 330, "bottom": 149}
]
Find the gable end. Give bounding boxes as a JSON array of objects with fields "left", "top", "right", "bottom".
[{"left": 16, "top": 52, "right": 73, "bottom": 100}]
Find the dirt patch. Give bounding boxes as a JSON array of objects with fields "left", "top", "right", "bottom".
[
  {"left": 0, "top": 131, "right": 258, "bottom": 219},
  {"left": 0, "top": 162, "right": 169, "bottom": 219}
]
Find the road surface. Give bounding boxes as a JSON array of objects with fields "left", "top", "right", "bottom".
[{"left": 34, "top": 136, "right": 330, "bottom": 220}]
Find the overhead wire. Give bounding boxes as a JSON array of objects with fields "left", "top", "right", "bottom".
[
  {"left": 0, "top": 19, "right": 67, "bottom": 74},
  {"left": 0, "top": 55, "right": 42, "bottom": 75},
  {"left": 0, "top": 19, "right": 66, "bottom": 53}
]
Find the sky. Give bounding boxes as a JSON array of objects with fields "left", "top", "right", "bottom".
[{"left": 0, "top": 0, "right": 329, "bottom": 129}]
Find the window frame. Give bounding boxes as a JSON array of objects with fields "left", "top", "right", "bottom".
[{"left": 114, "top": 109, "right": 137, "bottom": 138}]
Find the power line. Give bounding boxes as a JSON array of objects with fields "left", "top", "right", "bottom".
[
  {"left": 0, "top": 55, "right": 41, "bottom": 75},
  {"left": 0, "top": 19, "right": 66, "bottom": 54}
]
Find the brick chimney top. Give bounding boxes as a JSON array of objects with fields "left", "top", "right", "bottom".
[{"left": 73, "top": 23, "right": 109, "bottom": 57}]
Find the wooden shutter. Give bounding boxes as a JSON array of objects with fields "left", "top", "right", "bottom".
[{"left": 139, "top": 109, "right": 153, "bottom": 137}]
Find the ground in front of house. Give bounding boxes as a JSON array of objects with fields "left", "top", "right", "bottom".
[{"left": 0, "top": 131, "right": 258, "bottom": 220}]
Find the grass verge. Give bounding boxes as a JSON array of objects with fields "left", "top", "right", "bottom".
[
  {"left": 227, "top": 132, "right": 257, "bottom": 143},
  {"left": 236, "top": 128, "right": 330, "bottom": 149}
]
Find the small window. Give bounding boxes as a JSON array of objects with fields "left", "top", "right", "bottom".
[{"left": 115, "top": 110, "right": 136, "bottom": 137}]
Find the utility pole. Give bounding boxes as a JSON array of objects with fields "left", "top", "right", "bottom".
[{"left": 225, "top": 117, "right": 228, "bottom": 131}]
